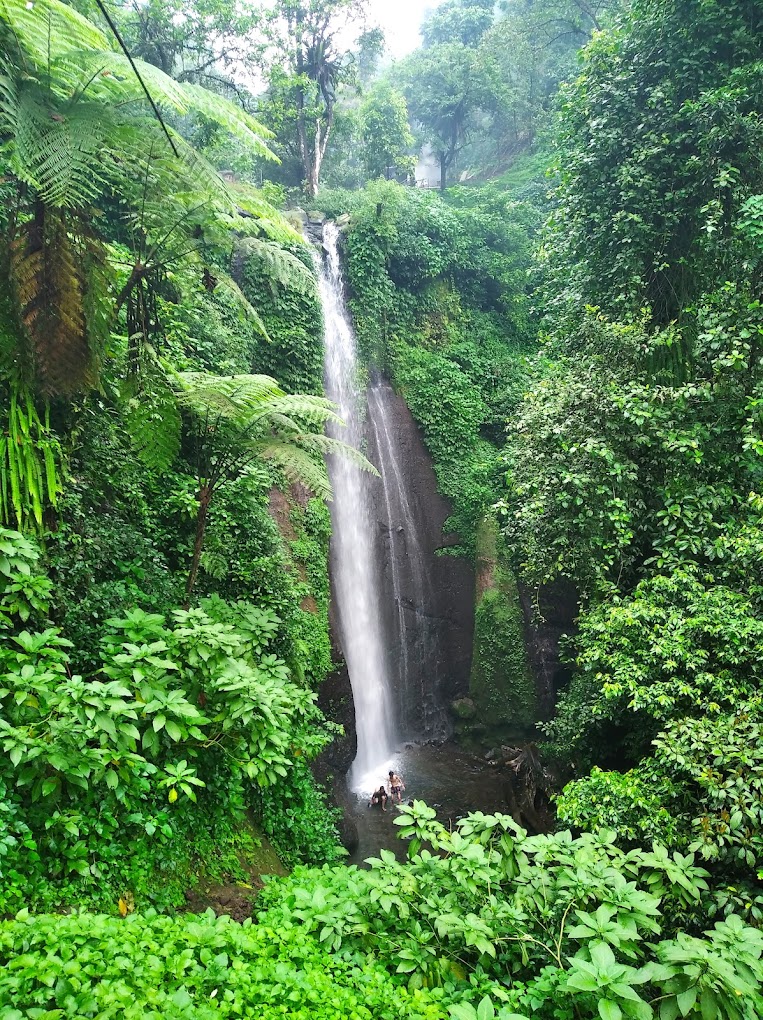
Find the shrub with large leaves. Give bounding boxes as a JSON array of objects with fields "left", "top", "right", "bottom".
[{"left": 258, "top": 804, "right": 763, "bottom": 1020}]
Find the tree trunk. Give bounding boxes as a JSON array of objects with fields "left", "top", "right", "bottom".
[
  {"left": 185, "top": 483, "right": 212, "bottom": 604},
  {"left": 440, "top": 153, "right": 447, "bottom": 192}
]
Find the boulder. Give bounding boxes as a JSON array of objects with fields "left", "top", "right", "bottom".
[{"left": 451, "top": 697, "right": 476, "bottom": 720}]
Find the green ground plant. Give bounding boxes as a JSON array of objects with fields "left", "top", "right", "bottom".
[{"left": 257, "top": 802, "right": 763, "bottom": 1020}]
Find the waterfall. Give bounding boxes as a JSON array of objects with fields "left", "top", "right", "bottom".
[{"left": 318, "top": 222, "right": 396, "bottom": 787}]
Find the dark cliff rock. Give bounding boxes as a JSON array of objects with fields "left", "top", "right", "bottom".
[
  {"left": 366, "top": 377, "right": 475, "bottom": 741},
  {"left": 518, "top": 579, "right": 579, "bottom": 719}
]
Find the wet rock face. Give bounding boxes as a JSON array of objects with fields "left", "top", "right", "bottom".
[
  {"left": 517, "top": 579, "right": 579, "bottom": 719},
  {"left": 365, "top": 378, "right": 475, "bottom": 741}
]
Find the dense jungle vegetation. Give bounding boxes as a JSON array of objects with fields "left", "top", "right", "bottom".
[{"left": 1, "top": 0, "right": 763, "bottom": 1017}]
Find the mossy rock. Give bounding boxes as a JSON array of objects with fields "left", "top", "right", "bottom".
[
  {"left": 451, "top": 697, "right": 477, "bottom": 720},
  {"left": 467, "top": 520, "right": 537, "bottom": 745}
]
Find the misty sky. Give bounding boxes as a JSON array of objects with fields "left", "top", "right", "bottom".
[{"left": 371, "top": 0, "right": 442, "bottom": 59}]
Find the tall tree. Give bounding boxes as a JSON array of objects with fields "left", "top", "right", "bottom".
[
  {"left": 115, "top": 0, "right": 262, "bottom": 86},
  {"left": 358, "top": 82, "right": 415, "bottom": 181},
  {"left": 260, "top": 0, "right": 373, "bottom": 197},
  {"left": 547, "top": 0, "right": 763, "bottom": 323},
  {"left": 421, "top": 0, "right": 495, "bottom": 48},
  {"left": 398, "top": 42, "right": 497, "bottom": 190}
]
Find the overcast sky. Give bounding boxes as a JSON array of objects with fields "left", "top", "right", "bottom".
[{"left": 370, "top": 0, "right": 441, "bottom": 59}]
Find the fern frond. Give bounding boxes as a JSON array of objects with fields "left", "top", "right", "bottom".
[
  {"left": 124, "top": 379, "right": 181, "bottom": 472},
  {"left": 231, "top": 183, "right": 306, "bottom": 246},
  {"left": 176, "top": 372, "right": 285, "bottom": 422},
  {"left": 0, "top": 0, "right": 109, "bottom": 66},
  {"left": 291, "top": 432, "right": 380, "bottom": 477},
  {"left": 213, "top": 272, "right": 270, "bottom": 341},
  {"left": 12, "top": 85, "right": 113, "bottom": 208},
  {"left": 10, "top": 206, "right": 94, "bottom": 395},
  {"left": 179, "top": 83, "right": 276, "bottom": 160},
  {"left": 257, "top": 393, "right": 344, "bottom": 429},
  {"left": 255, "top": 439, "right": 333, "bottom": 502},
  {"left": 233, "top": 237, "right": 317, "bottom": 301},
  {"left": 167, "top": 127, "right": 236, "bottom": 206}
]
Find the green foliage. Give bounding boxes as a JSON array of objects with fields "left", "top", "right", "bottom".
[
  {"left": 499, "top": 299, "right": 763, "bottom": 593},
  {"left": 546, "top": 0, "right": 763, "bottom": 324},
  {"left": 358, "top": 81, "right": 416, "bottom": 181},
  {"left": 0, "top": 908, "right": 444, "bottom": 1019},
  {"left": 546, "top": 569, "right": 763, "bottom": 766},
  {"left": 254, "top": 758, "right": 344, "bottom": 870},
  {"left": 653, "top": 703, "right": 763, "bottom": 877},
  {"left": 0, "top": 526, "right": 335, "bottom": 905},
  {"left": 258, "top": 805, "right": 763, "bottom": 1020},
  {"left": 0, "top": 383, "right": 63, "bottom": 533},
  {"left": 0, "top": 527, "right": 52, "bottom": 628},
  {"left": 233, "top": 237, "right": 324, "bottom": 394},
  {"left": 556, "top": 767, "right": 683, "bottom": 848},
  {"left": 470, "top": 564, "right": 536, "bottom": 737}
]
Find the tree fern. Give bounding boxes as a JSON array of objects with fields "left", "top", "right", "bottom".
[
  {"left": 232, "top": 183, "right": 306, "bottom": 246},
  {"left": 233, "top": 237, "right": 317, "bottom": 301},
  {"left": 123, "top": 352, "right": 181, "bottom": 472},
  {"left": 10, "top": 205, "right": 94, "bottom": 395},
  {"left": 174, "top": 371, "right": 377, "bottom": 598},
  {"left": 0, "top": 0, "right": 276, "bottom": 161}
]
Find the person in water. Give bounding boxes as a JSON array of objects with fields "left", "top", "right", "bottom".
[
  {"left": 370, "top": 786, "right": 388, "bottom": 811},
  {"left": 388, "top": 770, "right": 405, "bottom": 803}
]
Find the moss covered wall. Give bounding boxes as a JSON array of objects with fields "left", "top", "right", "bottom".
[{"left": 455, "top": 517, "right": 536, "bottom": 749}]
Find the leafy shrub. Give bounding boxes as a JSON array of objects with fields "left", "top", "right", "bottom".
[
  {"left": 556, "top": 767, "right": 683, "bottom": 848},
  {"left": 253, "top": 758, "right": 344, "bottom": 869},
  {"left": 0, "top": 910, "right": 444, "bottom": 1019},
  {"left": 259, "top": 802, "right": 763, "bottom": 1020}
]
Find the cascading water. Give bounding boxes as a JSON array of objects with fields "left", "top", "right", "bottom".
[{"left": 318, "top": 222, "right": 397, "bottom": 787}]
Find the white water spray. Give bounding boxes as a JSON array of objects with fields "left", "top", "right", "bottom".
[{"left": 318, "top": 222, "right": 396, "bottom": 787}]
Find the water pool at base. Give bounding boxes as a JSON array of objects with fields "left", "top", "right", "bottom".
[{"left": 345, "top": 742, "right": 508, "bottom": 866}]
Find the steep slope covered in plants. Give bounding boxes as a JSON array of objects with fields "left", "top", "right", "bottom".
[{"left": 0, "top": 0, "right": 349, "bottom": 911}]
